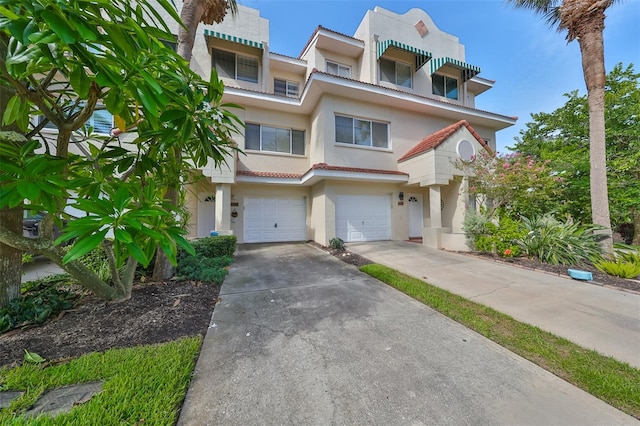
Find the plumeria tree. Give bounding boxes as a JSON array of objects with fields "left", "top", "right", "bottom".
[{"left": 0, "top": 0, "right": 241, "bottom": 306}]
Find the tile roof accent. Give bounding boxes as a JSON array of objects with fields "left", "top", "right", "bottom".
[
  {"left": 311, "top": 163, "right": 408, "bottom": 176},
  {"left": 236, "top": 163, "right": 408, "bottom": 180},
  {"left": 236, "top": 170, "right": 303, "bottom": 179},
  {"left": 398, "top": 120, "right": 493, "bottom": 163}
]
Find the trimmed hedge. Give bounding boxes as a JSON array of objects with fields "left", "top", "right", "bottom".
[{"left": 179, "top": 235, "right": 237, "bottom": 261}]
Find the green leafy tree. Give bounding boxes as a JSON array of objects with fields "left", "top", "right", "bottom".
[
  {"left": 0, "top": 0, "right": 241, "bottom": 306},
  {"left": 512, "top": 64, "right": 640, "bottom": 244},
  {"left": 508, "top": 0, "right": 621, "bottom": 253}
]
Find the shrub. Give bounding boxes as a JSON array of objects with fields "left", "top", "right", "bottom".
[
  {"left": 80, "top": 245, "right": 117, "bottom": 284},
  {"left": 515, "top": 215, "right": 604, "bottom": 265},
  {"left": 493, "top": 216, "right": 526, "bottom": 257},
  {"left": 0, "top": 282, "right": 78, "bottom": 333},
  {"left": 329, "top": 237, "right": 345, "bottom": 251},
  {"left": 176, "top": 255, "right": 234, "bottom": 284},
  {"left": 466, "top": 213, "right": 525, "bottom": 257},
  {"left": 594, "top": 260, "right": 640, "bottom": 279},
  {"left": 179, "top": 235, "right": 237, "bottom": 261},
  {"left": 463, "top": 210, "right": 490, "bottom": 250}
]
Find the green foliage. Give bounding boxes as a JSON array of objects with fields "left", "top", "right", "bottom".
[
  {"left": 178, "top": 235, "right": 237, "bottom": 261},
  {"left": 0, "top": 283, "right": 78, "bottom": 333},
  {"left": 79, "top": 245, "right": 115, "bottom": 284},
  {"left": 464, "top": 213, "right": 525, "bottom": 257},
  {"left": 462, "top": 210, "right": 489, "bottom": 250},
  {"left": 511, "top": 63, "right": 640, "bottom": 237},
  {"left": 176, "top": 255, "right": 233, "bottom": 284},
  {"left": 0, "top": 337, "right": 201, "bottom": 424},
  {"left": 329, "top": 237, "right": 345, "bottom": 251},
  {"left": 594, "top": 260, "right": 640, "bottom": 279},
  {"left": 515, "top": 215, "right": 604, "bottom": 265},
  {"left": 21, "top": 253, "right": 33, "bottom": 266}
]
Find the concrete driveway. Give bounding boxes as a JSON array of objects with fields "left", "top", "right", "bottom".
[
  {"left": 348, "top": 241, "right": 640, "bottom": 368},
  {"left": 178, "top": 243, "right": 636, "bottom": 425}
]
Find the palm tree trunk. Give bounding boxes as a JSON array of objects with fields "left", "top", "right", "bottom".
[
  {"left": 577, "top": 15, "right": 613, "bottom": 254},
  {"left": 177, "top": 0, "right": 206, "bottom": 63}
]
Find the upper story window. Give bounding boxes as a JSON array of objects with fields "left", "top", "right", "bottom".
[
  {"left": 38, "top": 108, "right": 114, "bottom": 135},
  {"left": 335, "top": 115, "right": 389, "bottom": 149},
  {"left": 432, "top": 74, "right": 458, "bottom": 100},
  {"left": 326, "top": 60, "right": 351, "bottom": 78},
  {"left": 212, "top": 48, "right": 259, "bottom": 83},
  {"left": 245, "top": 123, "right": 305, "bottom": 155},
  {"left": 274, "top": 79, "right": 299, "bottom": 97},
  {"left": 379, "top": 58, "right": 412, "bottom": 88}
]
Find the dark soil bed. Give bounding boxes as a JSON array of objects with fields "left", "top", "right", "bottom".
[{"left": 0, "top": 280, "right": 219, "bottom": 369}]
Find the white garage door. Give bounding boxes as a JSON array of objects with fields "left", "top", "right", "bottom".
[
  {"left": 336, "top": 195, "right": 391, "bottom": 242},
  {"left": 244, "top": 197, "right": 306, "bottom": 243}
]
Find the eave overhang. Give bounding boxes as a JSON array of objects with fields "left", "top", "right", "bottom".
[{"left": 430, "top": 57, "right": 480, "bottom": 82}]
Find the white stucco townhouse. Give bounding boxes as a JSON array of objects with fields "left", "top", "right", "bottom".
[{"left": 171, "top": 4, "right": 518, "bottom": 249}]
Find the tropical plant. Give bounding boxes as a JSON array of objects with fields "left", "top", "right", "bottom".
[
  {"left": 515, "top": 214, "right": 604, "bottom": 265},
  {"left": 0, "top": 0, "right": 242, "bottom": 306},
  {"left": 329, "top": 237, "right": 345, "bottom": 251},
  {"left": 594, "top": 260, "right": 640, "bottom": 279},
  {"left": 507, "top": 0, "right": 621, "bottom": 254},
  {"left": 512, "top": 64, "right": 640, "bottom": 245}
]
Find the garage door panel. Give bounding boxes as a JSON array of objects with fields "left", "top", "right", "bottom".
[
  {"left": 336, "top": 195, "right": 391, "bottom": 242},
  {"left": 244, "top": 197, "right": 306, "bottom": 243}
]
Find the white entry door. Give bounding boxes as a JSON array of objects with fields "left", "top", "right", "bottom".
[
  {"left": 335, "top": 195, "right": 391, "bottom": 242},
  {"left": 197, "top": 194, "right": 216, "bottom": 237},
  {"left": 407, "top": 193, "right": 423, "bottom": 238},
  {"left": 244, "top": 197, "right": 306, "bottom": 243}
]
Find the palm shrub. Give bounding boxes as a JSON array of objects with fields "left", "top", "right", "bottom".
[
  {"left": 515, "top": 215, "right": 604, "bottom": 265},
  {"left": 594, "top": 260, "right": 640, "bottom": 279}
]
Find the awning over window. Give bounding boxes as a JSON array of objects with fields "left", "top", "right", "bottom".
[
  {"left": 377, "top": 40, "right": 432, "bottom": 70},
  {"left": 204, "top": 29, "right": 263, "bottom": 49},
  {"left": 430, "top": 57, "right": 480, "bottom": 82}
]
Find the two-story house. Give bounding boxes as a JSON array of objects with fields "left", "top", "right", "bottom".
[{"left": 182, "top": 4, "right": 516, "bottom": 250}]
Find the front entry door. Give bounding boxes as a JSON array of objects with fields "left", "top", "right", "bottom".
[{"left": 407, "top": 194, "right": 423, "bottom": 238}]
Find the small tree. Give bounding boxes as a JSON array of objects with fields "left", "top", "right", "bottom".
[{"left": 0, "top": 0, "right": 241, "bottom": 305}]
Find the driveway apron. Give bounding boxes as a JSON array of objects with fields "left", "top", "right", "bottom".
[{"left": 178, "top": 243, "right": 637, "bottom": 425}]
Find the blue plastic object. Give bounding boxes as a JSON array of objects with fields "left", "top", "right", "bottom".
[
  {"left": 210, "top": 231, "right": 219, "bottom": 236},
  {"left": 567, "top": 269, "right": 593, "bottom": 281}
]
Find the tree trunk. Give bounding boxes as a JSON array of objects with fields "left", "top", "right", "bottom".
[
  {"left": 0, "top": 62, "right": 23, "bottom": 307},
  {"left": 151, "top": 185, "right": 180, "bottom": 281},
  {"left": 577, "top": 15, "right": 613, "bottom": 254},
  {"left": 177, "top": 0, "right": 206, "bottom": 63},
  {"left": 632, "top": 208, "right": 640, "bottom": 246}
]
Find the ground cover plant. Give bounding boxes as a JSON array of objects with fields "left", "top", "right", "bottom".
[
  {"left": 360, "top": 264, "right": 640, "bottom": 418},
  {"left": 0, "top": 337, "right": 201, "bottom": 425}
]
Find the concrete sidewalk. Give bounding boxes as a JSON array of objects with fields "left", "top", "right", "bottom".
[
  {"left": 178, "top": 243, "right": 637, "bottom": 425},
  {"left": 348, "top": 241, "right": 640, "bottom": 368}
]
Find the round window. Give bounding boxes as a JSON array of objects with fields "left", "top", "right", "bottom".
[{"left": 457, "top": 139, "right": 475, "bottom": 162}]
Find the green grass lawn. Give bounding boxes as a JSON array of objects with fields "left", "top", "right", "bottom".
[
  {"left": 0, "top": 336, "right": 201, "bottom": 425},
  {"left": 361, "top": 263, "right": 640, "bottom": 419}
]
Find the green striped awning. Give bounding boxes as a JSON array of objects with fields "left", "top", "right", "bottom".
[
  {"left": 430, "top": 57, "right": 480, "bottom": 82},
  {"left": 204, "top": 29, "right": 263, "bottom": 49},
  {"left": 377, "top": 40, "right": 432, "bottom": 70}
]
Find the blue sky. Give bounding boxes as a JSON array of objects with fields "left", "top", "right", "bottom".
[{"left": 239, "top": 0, "right": 639, "bottom": 153}]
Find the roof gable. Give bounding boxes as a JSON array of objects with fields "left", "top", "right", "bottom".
[{"left": 398, "top": 120, "right": 492, "bottom": 163}]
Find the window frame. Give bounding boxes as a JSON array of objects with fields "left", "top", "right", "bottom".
[
  {"left": 38, "top": 106, "right": 114, "bottom": 135},
  {"left": 334, "top": 114, "right": 390, "bottom": 149},
  {"left": 274, "top": 78, "right": 300, "bottom": 97},
  {"left": 212, "top": 47, "right": 259, "bottom": 84},
  {"left": 432, "top": 73, "right": 459, "bottom": 100},
  {"left": 326, "top": 60, "right": 351, "bottom": 78},
  {"left": 379, "top": 57, "right": 412, "bottom": 88},
  {"left": 245, "top": 123, "right": 305, "bottom": 155}
]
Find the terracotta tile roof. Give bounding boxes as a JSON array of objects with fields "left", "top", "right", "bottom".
[
  {"left": 397, "top": 120, "right": 493, "bottom": 163},
  {"left": 311, "top": 163, "right": 408, "bottom": 176},
  {"left": 236, "top": 170, "right": 303, "bottom": 179},
  {"left": 236, "top": 163, "right": 408, "bottom": 180}
]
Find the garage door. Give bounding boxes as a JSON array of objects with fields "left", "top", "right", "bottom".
[
  {"left": 336, "top": 195, "right": 391, "bottom": 242},
  {"left": 244, "top": 197, "right": 306, "bottom": 243}
]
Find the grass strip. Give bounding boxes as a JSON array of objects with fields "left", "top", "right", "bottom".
[
  {"left": 360, "top": 263, "right": 640, "bottom": 418},
  {"left": 0, "top": 336, "right": 202, "bottom": 425}
]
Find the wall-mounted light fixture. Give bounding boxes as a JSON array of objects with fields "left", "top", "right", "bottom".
[{"left": 398, "top": 192, "right": 404, "bottom": 201}]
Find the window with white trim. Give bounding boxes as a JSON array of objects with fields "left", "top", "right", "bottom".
[
  {"left": 379, "top": 58, "right": 412, "bottom": 88},
  {"left": 335, "top": 115, "right": 389, "bottom": 148},
  {"left": 245, "top": 123, "right": 305, "bottom": 155},
  {"left": 326, "top": 60, "right": 351, "bottom": 78},
  {"left": 212, "top": 48, "right": 259, "bottom": 83},
  {"left": 38, "top": 108, "right": 114, "bottom": 135},
  {"left": 274, "top": 79, "right": 299, "bottom": 97},
  {"left": 432, "top": 74, "right": 458, "bottom": 99}
]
